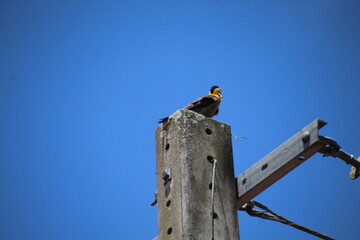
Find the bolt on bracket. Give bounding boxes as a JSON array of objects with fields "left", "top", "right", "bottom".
[{"left": 319, "top": 136, "right": 360, "bottom": 179}]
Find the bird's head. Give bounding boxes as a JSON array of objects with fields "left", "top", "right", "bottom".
[{"left": 209, "top": 86, "right": 223, "bottom": 99}]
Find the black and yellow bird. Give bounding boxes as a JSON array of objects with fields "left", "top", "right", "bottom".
[{"left": 158, "top": 86, "right": 223, "bottom": 123}]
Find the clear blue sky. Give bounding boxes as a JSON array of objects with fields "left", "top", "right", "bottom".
[{"left": 1, "top": 1, "right": 359, "bottom": 239}]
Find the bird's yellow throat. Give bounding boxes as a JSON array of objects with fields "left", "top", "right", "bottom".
[{"left": 209, "top": 88, "right": 223, "bottom": 99}]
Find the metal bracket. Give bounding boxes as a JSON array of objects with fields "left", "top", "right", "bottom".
[
  {"left": 151, "top": 191, "right": 158, "bottom": 206},
  {"left": 162, "top": 168, "right": 172, "bottom": 198},
  {"left": 319, "top": 136, "right": 360, "bottom": 179}
]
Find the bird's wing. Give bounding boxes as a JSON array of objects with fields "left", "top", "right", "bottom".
[{"left": 185, "top": 96, "right": 217, "bottom": 111}]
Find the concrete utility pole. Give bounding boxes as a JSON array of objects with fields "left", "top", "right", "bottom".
[
  {"left": 155, "top": 109, "right": 240, "bottom": 240},
  {"left": 153, "top": 112, "right": 359, "bottom": 240}
]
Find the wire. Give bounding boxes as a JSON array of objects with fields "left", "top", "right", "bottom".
[
  {"left": 232, "top": 134, "right": 247, "bottom": 141},
  {"left": 210, "top": 159, "right": 217, "bottom": 240},
  {"left": 240, "top": 200, "right": 336, "bottom": 240}
]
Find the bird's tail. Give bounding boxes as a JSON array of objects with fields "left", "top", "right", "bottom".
[{"left": 158, "top": 117, "right": 169, "bottom": 123}]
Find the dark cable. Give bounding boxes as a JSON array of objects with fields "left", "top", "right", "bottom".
[{"left": 240, "top": 200, "right": 335, "bottom": 240}]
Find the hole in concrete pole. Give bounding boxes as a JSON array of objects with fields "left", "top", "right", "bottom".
[
  {"left": 207, "top": 155, "right": 214, "bottom": 163},
  {"left": 261, "top": 163, "right": 268, "bottom": 171},
  {"left": 167, "top": 227, "right": 172, "bottom": 235},
  {"left": 242, "top": 178, "right": 247, "bottom": 185},
  {"left": 166, "top": 200, "right": 171, "bottom": 207},
  {"left": 165, "top": 143, "right": 170, "bottom": 151},
  {"left": 205, "top": 128, "right": 212, "bottom": 135},
  {"left": 211, "top": 212, "right": 219, "bottom": 220},
  {"left": 209, "top": 183, "right": 212, "bottom": 190}
]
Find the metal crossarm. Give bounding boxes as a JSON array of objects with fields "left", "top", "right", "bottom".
[{"left": 236, "top": 119, "right": 359, "bottom": 209}]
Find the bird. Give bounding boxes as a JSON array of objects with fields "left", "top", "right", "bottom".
[{"left": 158, "top": 86, "right": 223, "bottom": 123}]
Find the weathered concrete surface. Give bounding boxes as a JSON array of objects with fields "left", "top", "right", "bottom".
[{"left": 156, "top": 109, "right": 239, "bottom": 240}]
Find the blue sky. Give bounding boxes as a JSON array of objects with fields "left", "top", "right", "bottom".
[{"left": 1, "top": 0, "right": 359, "bottom": 239}]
